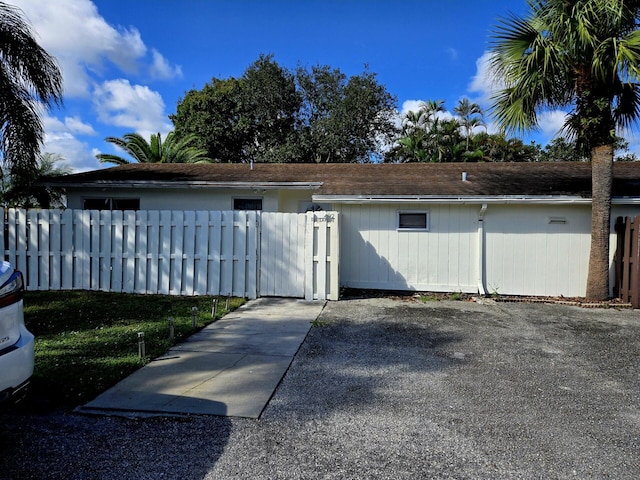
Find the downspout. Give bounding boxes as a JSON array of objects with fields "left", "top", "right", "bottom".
[{"left": 477, "top": 204, "right": 488, "bottom": 295}]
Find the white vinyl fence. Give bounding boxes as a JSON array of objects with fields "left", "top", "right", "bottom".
[{"left": 1, "top": 209, "right": 339, "bottom": 300}]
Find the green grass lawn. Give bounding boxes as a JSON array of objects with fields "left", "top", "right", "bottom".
[{"left": 22, "top": 290, "right": 244, "bottom": 409}]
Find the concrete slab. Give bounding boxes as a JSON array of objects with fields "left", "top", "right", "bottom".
[{"left": 78, "top": 298, "right": 325, "bottom": 418}]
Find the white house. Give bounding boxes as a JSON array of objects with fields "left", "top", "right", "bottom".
[{"left": 49, "top": 162, "right": 640, "bottom": 298}]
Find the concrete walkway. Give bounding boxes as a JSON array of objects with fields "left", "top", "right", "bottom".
[{"left": 78, "top": 298, "right": 325, "bottom": 419}]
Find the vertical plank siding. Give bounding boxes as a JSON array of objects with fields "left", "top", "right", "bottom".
[
  {"left": 0, "top": 209, "right": 338, "bottom": 301},
  {"left": 484, "top": 205, "right": 592, "bottom": 297},
  {"left": 337, "top": 204, "right": 478, "bottom": 292}
]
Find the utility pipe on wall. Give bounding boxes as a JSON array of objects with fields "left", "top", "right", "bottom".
[{"left": 477, "top": 204, "right": 488, "bottom": 295}]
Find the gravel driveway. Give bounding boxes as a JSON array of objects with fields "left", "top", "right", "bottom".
[{"left": 1, "top": 298, "right": 639, "bottom": 479}]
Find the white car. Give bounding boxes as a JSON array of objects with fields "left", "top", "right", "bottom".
[{"left": 0, "top": 261, "right": 33, "bottom": 404}]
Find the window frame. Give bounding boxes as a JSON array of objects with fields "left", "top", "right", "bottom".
[{"left": 397, "top": 210, "right": 430, "bottom": 231}]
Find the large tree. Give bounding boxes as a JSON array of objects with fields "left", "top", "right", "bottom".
[
  {"left": 171, "top": 56, "right": 397, "bottom": 163},
  {"left": 171, "top": 78, "right": 246, "bottom": 162},
  {"left": 171, "top": 55, "right": 300, "bottom": 163},
  {"left": 293, "top": 64, "right": 397, "bottom": 163},
  {"left": 96, "top": 132, "right": 212, "bottom": 165},
  {"left": 489, "top": 0, "right": 640, "bottom": 300},
  {"left": 0, "top": 2, "right": 63, "bottom": 191}
]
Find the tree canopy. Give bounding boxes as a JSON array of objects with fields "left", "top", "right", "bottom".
[
  {"left": 3, "top": 152, "right": 71, "bottom": 208},
  {"left": 170, "top": 55, "right": 398, "bottom": 163},
  {"left": 96, "top": 131, "right": 212, "bottom": 165},
  {"left": 0, "top": 2, "right": 63, "bottom": 193}
]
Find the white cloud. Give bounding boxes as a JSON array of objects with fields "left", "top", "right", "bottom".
[
  {"left": 468, "top": 51, "right": 504, "bottom": 104},
  {"left": 150, "top": 49, "right": 183, "bottom": 80},
  {"left": 12, "top": 0, "right": 181, "bottom": 98},
  {"left": 64, "top": 116, "right": 97, "bottom": 136},
  {"left": 537, "top": 110, "right": 568, "bottom": 139},
  {"left": 93, "top": 79, "right": 172, "bottom": 135},
  {"left": 13, "top": 0, "right": 147, "bottom": 97},
  {"left": 400, "top": 100, "right": 424, "bottom": 116},
  {"left": 399, "top": 100, "right": 454, "bottom": 122},
  {"left": 42, "top": 115, "right": 100, "bottom": 172}
]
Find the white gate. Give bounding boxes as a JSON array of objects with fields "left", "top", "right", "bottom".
[
  {"left": 259, "top": 211, "right": 339, "bottom": 300},
  {"left": 1, "top": 209, "right": 339, "bottom": 301},
  {"left": 260, "top": 212, "right": 306, "bottom": 298}
]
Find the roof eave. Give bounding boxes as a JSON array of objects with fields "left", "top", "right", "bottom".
[
  {"left": 53, "top": 181, "right": 324, "bottom": 190},
  {"left": 312, "top": 195, "right": 596, "bottom": 205}
]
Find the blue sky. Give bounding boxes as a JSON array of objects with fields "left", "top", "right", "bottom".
[{"left": 13, "top": 0, "right": 573, "bottom": 172}]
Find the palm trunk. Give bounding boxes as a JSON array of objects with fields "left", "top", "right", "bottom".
[{"left": 585, "top": 144, "right": 613, "bottom": 300}]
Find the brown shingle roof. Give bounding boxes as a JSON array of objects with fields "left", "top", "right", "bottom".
[{"left": 47, "top": 162, "right": 640, "bottom": 198}]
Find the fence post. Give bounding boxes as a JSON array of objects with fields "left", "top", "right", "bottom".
[{"left": 614, "top": 216, "right": 625, "bottom": 298}]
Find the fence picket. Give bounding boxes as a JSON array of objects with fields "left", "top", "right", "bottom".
[
  {"left": 245, "top": 211, "right": 258, "bottom": 299},
  {"left": 194, "top": 211, "right": 209, "bottom": 295},
  {"left": 158, "top": 210, "right": 171, "bottom": 295},
  {"left": 61, "top": 209, "right": 73, "bottom": 289},
  {"left": 135, "top": 210, "right": 148, "bottom": 294},
  {"left": 220, "top": 211, "right": 234, "bottom": 296},
  {"left": 122, "top": 211, "right": 136, "bottom": 293},
  {"left": 146, "top": 210, "right": 160, "bottom": 294},
  {"left": 182, "top": 211, "right": 196, "bottom": 295},
  {"left": 2, "top": 208, "right": 336, "bottom": 300},
  {"left": 233, "top": 211, "right": 247, "bottom": 297},
  {"left": 49, "top": 210, "right": 61, "bottom": 290},
  {"left": 27, "top": 210, "right": 39, "bottom": 290}
]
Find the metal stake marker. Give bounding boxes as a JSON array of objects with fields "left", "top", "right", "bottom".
[
  {"left": 192, "top": 306, "right": 198, "bottom": 327},
  {"left": 212, "top": 298, "right": 219, "bottom": 318},
  {"left": 138, "top": 332, "right": 145, "bottom": 359},
  {"left": 225, "top": 295, "right": 231, "bottom": 311},
  {"left": 168, "top": 317, "right": 175, "bottom": 343}
]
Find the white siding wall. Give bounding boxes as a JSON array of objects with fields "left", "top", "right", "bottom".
[
  {"left": 484, "top": 205, "right": 591, "bottom": 297},
  {"left": 339, "top": 203, "right": 640, "bottom": 297},
  {"left": 337, "top": 204, "right": 479, "bottom": 292},
  {"left": 483, "top": 204, "right": 640, "bottom": 297},
  {"left": 65, "top": 188, "right": 285, "bottom": 212}
]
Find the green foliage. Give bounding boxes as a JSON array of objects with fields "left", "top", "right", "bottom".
[
  {"left": 389, "top": 98, "right": 547, "bottom": 163},
  {"left": 419, "top": 294, "right": 439, "bottom": 302},
  {"left": 23, "top": 290, "right": 244, "bottom": 407},
  {"left": 96, "top": 131, "right": 212, "bottom": 165},
  {"left": 171, "top": 55, "right": 398, "bottom": 163},
  {"left": 2, "top": 152, "right": 72, "bottom": 208},
  {"left": 0, "top": 2, "right": 63, "bottom": 194},
  {"left": 489, "top": 0, "right": 640, "bottom": 149}
]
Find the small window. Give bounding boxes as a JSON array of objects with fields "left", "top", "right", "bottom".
[
  {"left": 233, "top": 198, "right": 263, "bottom": 210},
  {"left": 398, "top": 211, "right": 429, "bottom": 231},
  {"left": 83, "top": 198, "right": 140, "bottom": 211}
]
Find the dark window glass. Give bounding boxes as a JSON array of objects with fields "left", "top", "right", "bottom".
[
  {"left": 233, "top": 198, "right": 263, "bottom": 210},
  {"left": 83, "top": 198, "right": 140, "bottom": 211},
  {"left": 398, "top": 212, "right": 428, "bottom": 230},
  {"left": 83, "top": 198, "right": 110, "bottom": 210},
  {"left": 111, "top": 198, "right": 140, "bottom": 211}
]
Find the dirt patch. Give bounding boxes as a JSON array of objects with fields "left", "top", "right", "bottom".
[{"left": 340, "top": 288, "right": 634, "bottom": 309}]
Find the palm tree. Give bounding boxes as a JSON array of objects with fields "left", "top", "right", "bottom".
[
  {"left": 489, "top": 0, "right": 640, "bottom": 300},
  {"left": 0, "top": 2, "right": 63, "bottom": 188},
  {"left": 96, "top": 132, "right": 213, "bottom": 165},
  {"left": 3, "top": 152, "right": 72, "bottom": 208},
  {"left": 454, "top": 98, "right": 485, "bottom": 152}
]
